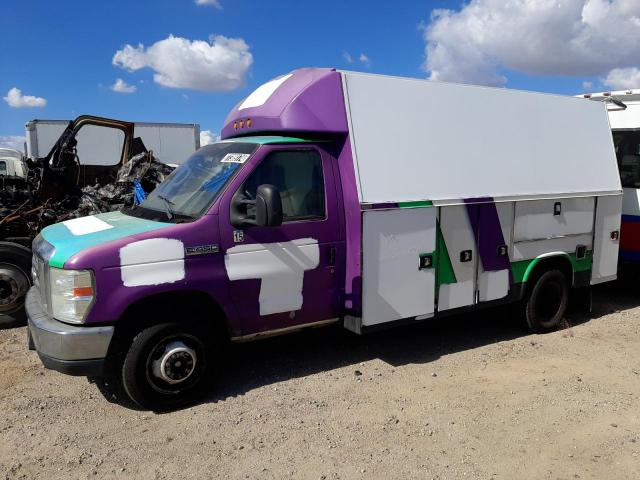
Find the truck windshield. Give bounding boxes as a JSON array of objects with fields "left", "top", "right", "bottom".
[{"left": 127, "top": 142, "right": 258, "bottom": 221}]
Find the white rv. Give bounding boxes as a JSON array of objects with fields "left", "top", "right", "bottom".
[{"left": 581, "top": 89, "right": 640, "bottom": 263}]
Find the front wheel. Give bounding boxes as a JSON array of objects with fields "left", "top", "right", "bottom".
[
  {"left": 524, "top": 269, "right": 569, "bottom": 333},
  {"left": 121, "top": 323, "right": 217, "bottom": 411}
]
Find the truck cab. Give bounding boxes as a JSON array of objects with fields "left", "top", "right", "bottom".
[
  {"left": 28, "top": 69, "right": 352, "bottom": 410},
  {"left": 0, "top": 148, "right": 27, "bottom": 179}
]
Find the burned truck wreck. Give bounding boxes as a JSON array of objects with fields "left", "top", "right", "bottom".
[{"left": 0, "top": 115, "right": 173, "bottom": 326}]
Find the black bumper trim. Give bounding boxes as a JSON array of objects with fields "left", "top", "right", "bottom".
[{"left": 37, "top": 352, "right": 105, "bottom": 377}]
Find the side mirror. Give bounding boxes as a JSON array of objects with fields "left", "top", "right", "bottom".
[
  {"left": 255, "top": 184, "right": 283, "bottom": 227},
  {"left": 230, "top": 184, "right": 283, "bottom": 228}
]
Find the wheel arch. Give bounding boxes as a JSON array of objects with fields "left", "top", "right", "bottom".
[
  {"left": 522, "top": 252, "right": 574, "bottom": 287},
  {"left": 112, "top": 289, "right": 231, "bottom": 344}
]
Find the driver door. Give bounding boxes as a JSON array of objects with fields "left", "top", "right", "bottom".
[{"left": 219, "top": 144, "right": 344, "bottom": 335}]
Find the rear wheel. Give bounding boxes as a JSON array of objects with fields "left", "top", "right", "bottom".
[
  {"left": 524, "top": 269, "right": 569, "bottom": 333},
  {"left": 0, "top": 242, "right": 32, "bottom": 328},
  {"left": 121, "top": 322, "right": 217, "bottom": 411}
]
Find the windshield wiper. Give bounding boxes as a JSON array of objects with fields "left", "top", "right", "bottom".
[{"left": 157, "top": 195, "right": 175, "bottom": 220}]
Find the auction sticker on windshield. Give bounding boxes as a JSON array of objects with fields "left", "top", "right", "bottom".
[{"left": 221, "top": 153, "right": 251, "bottom": 164}]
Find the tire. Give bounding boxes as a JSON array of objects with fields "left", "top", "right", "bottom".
[
  {"left": 0, "top": 242, "right": 32, "bottom": 328},
  {"left": 121, "top": 322, "right": 217, "bottom": 411},
  {"left": 524, "top": 269, "right": 569, "bottom": 333}
]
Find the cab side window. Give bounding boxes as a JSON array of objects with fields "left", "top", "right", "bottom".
[{"left": 244, "top": 150, "right": 325, "bottom": 221}]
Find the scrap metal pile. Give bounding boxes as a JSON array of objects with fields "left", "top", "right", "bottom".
[{"left": 0, "top": 152, "right": 173, "bottom": 246}]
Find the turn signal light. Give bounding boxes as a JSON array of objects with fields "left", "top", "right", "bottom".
[{"left": 72, "top": 286, "right": 94, "bottom": 298}]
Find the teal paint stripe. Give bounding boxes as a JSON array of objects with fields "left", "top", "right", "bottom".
[
  {"left": 398, "top": 200, "right": 433, "bottom": 208},
  {"left": 221, "top": 135, "right": 314, "bottom": 145},
  {"left": 42, "top": 211, "right": 172, "bottom": 268}
]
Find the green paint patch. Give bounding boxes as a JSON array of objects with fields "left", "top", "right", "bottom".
[
  {"left": 511, "top": 251, "right": 593, "bottom": 284},
  {"left": 436, "top": 223, "right": 456, "bottom": 286},
  {"left": 511, "top": 259, "right": 531, "bottom": 284},
  {"left": 398, "top": 200, "right": 433, "bottom": 208}
]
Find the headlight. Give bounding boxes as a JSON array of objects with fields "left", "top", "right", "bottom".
[{"left": 49, "top": 268, "right": 95, "bottom": 324}]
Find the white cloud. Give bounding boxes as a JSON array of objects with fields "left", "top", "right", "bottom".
[
  {"left": 0, "top": 135, "right": 26, "bottom": 152},
  {"left": 3, "top": 87, "right": 47, "bottom": 108},
  {"left": 582, "top": 81, "right": 594, "bottom": 90},
  {"left": 113, "top": 34, "right": 252, "bottom": 91},
  {"left": 200, "top": 130, "right": 218, "bottom": 146},
  {"left": 359, "top": 53, "right": 371, "bottom": 67},
  {"left": 603, "top": 67, "right": 640, "bottom": 90},
  {"left": 110, "top": 78, "right": 137, "bottom": 93},
  {"left": 195, "top": 0, "right": 222, "bottom": 9},
  {"left": 423, "top": 0, "right": 640, "bottom": 87},
  {"left": 343, "top": 51, "right": 371, "bottom": 67}
]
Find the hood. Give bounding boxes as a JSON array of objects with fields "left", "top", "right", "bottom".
[{"left": 40, "top": 211, "right": 172, "bottom": 268}]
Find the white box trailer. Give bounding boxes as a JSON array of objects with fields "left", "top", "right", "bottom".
[
  {"left": 339, "top": 72, "right": 622, "bottom": 331},
  {"left": 25, "top": 119, "right": 200, "bottom": 165}
]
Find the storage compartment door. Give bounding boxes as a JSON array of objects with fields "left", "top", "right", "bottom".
[
  {"left": 438, "top": 205, "right": 477, "bottom": 311},
  {"left": 476, "top": 202, "right": 512, "bottom": 303},
  {"left": 362, "top": 208, "right": 437, "bottom": 326},
  {"left": 592, "top": 195, "right": 622, "bottom": 284}
]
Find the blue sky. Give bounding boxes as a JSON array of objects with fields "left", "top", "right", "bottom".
[{"left": 2, "top": 0, "right": 638, "bottom": 151}]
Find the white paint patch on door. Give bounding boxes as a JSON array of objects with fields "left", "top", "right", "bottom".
[
  {"left": 63, "top": 216, "right": 113, "bottom": 236},
  {"left": 119, "top": 238, "right": 185, "bottom": 287},
  {"left": 225, "top": 238, "right": 320, "bottom": 316}
]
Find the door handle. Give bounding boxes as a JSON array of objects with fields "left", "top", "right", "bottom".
[
  {"left": 328, "top": 246, "right": 336, "bottom": 266},
  {"left": 460, "top": 250, "right": 473, "bottom": 262}
]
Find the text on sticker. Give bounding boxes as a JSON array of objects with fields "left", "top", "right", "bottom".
[{"left": 221, "top": 153, "right": 251, "bottom": 164}]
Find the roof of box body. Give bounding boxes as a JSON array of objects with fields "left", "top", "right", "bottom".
[{"left": 341, "top": 71, "right": 621, "bottom": 203}]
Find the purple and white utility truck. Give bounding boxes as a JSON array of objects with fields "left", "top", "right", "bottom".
[{"left": 27, "top": 68, "right": 622, "bottom": 410}]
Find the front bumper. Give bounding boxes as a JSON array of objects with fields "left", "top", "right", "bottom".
[{"left": 26, "top": 287, "right": 114, "bottom": 376}]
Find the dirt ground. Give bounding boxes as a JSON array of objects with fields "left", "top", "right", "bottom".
[{"left": 2, "top": 283, "right": 640, "bottom": 480}]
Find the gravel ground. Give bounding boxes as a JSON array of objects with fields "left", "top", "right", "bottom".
[{"left": 2, "top": 282, "right": 640, "bottom": 480}]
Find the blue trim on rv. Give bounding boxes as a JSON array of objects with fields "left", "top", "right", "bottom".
[{"left": 619, "top": 250, "right": 640, "bottom": 262}]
